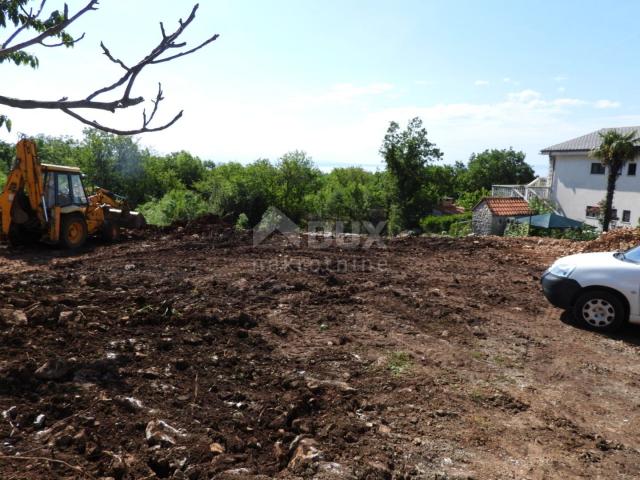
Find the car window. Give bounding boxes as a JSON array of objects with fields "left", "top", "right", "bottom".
[{"left": 624, "top": 246, "right": 640, "bottom": 264}]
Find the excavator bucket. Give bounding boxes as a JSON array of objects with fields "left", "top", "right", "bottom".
[{"left": 106, "top": 208, "right": 147, "bottom": 230}]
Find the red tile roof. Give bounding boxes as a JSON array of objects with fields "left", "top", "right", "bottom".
[{"left": 476, "top": 197, "right": 533, "bottom": 217}]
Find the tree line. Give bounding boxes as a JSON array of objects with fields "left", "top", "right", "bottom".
[{"left": 0, "top": 118, "right": 536, "bottom": 233}]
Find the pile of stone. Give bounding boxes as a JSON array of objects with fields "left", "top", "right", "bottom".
[{"left": 582, "top": 228, "right": 640, "bottom": 253}]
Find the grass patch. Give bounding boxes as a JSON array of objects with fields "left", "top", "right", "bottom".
[{"left": 387, "top": 351, "right": 413, "bottom": 375}]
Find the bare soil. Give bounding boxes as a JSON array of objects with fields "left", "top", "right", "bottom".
[{"left": 1, "top": 219, "right": 640, "bottom": 479}]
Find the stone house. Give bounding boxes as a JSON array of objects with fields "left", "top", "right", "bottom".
[{"left": 472, "top": 197, "right": 533, "bottom": 235}]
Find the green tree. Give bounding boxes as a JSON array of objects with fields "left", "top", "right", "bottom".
[
  {"left": 456, "top": 188, "right": 490, "bottom": 210},
  {"left": 380, "top": 117, "right": 442, "bottom": 231},
  {"left": 196, "top": 159, "right": 278, "bottom": 224},
  {"left": 0, "top": 139, "right": 14, "bottom": 173},
  {"left": 275, "top": 150, "right": 321, "bottom": 222},
  {"left": 33, "top": 134, "right": 83, "bottom": 166},
  {"left": 307, "top": 167, "right": 389, "bottom": 228},
  {"left": 590, "top": 130, "right": 639, "bottom": 231},
  {"left": 462, "top": 148, "right": 534, "bottom": 192}
]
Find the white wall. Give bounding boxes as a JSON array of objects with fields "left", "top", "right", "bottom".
[{"left": 551, "top": 153, "right": 640, "bottom": 228}]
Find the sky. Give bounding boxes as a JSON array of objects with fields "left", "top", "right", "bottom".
[{"left": 2, "top": 0, "right": 640, "bottom": 176}]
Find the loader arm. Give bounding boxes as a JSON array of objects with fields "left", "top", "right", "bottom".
[{"left": 0, "top": 140, "right": 47, "bottom": 237}]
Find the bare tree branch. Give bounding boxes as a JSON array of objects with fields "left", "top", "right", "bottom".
[
  {"left": 0, "top": 94, "right": 143, "bottom": 111},
  {"left": 99, "top": 41, "right": 128, "bottom": 70},
  {"left": 151, "top": 34, "right": 219, "bottom": 65},
  {"left": 62, "top": 107, "right": 183, "bottom": 135},
  {"left": 0, "top": 2, "right": 219, "bottom": 135}
]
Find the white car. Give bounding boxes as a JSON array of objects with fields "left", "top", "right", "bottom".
[{"left": 542, "top": 245, "right": 640, "bottom": 331}]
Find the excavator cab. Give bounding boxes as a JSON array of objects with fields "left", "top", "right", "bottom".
[{"left": 43, "top": 167, "right": 89, "bottom": 209}]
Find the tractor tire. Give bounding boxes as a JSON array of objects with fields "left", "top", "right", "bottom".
[
  {"left": 8, "top": 224, "right": 40, "bottom": 247},
  {"left": 8, "top": 224, "right": 23, "bottom": 247},
  {"left": 101, "top": 221, "right": 120, "bottom": 242},
  {"left": 60, "top": 214, "right": 88, "bottom": 249}
]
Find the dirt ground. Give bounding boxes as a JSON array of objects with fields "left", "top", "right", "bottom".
[{"left": 2, "top": 219, "right": 640, "bottom": 479}]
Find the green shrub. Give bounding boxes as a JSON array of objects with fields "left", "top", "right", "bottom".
[
  {"left": 138, "top": 188, "right": 208, "bottom": 226},
  {"left": 449, "top": 220, "right": 472, "bottom": 237},
  {"left": 235, "top": 213, "right": 250, "bottom": 231},
  {"left": 504, "top": 221, "right": 530, "bottom": 237},
  {"left": 530, "top": 226, "right": 598, "bottom": 241},
  {"left": 419, "top": 212, "right": 472, "bottom": 234}
]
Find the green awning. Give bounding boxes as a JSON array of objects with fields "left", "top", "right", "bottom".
[{"left": 515, "top": 213, "right": 584, "bottom": 229}]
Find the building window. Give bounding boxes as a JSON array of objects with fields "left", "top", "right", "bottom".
[
  {"left": 623, "top": 210, "right": 631, "bottom": 223},
  {"left": 586, "top": 206, "right": 600, "bottom": 218},
  {"left": 591, "top": 163, "right": 605, "bottom": 175},
  {"left": 629, "top": 163, "right": 637, "bottom": 176}
]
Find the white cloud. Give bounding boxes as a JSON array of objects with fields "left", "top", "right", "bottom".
[
  {"left": 557, "top": 86, "right": 566, "bottom": 93},
  {"left": 287, "top": 83, "right": 394, "bottom": 108},
  {"left": 554, "top": 75, "right": 568, "bottom": 82},
  {"left": 474, "top": 80, "right": 490, "bottom": 86},
  {"left": 594, "top": 99, "right": 621, "bottom": 109},
  {"left": 0, "top": 82, "right": 628, "bottom": 180}
]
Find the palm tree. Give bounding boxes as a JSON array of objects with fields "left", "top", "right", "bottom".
[{"left": 590, "top": 130, "right": 639, "bottom": 231}]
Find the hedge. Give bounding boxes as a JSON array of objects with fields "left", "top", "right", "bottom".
[{"left": 419, "top": 212, "right": 472, "bottom": 234}]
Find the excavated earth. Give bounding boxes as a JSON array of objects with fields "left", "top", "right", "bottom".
[{"left": 1, "top": 218, "right": 640, "bottom": 479}]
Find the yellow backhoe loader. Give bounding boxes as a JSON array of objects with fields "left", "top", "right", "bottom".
[{"left": 0, "top": 139, "right": 145, "bottom": 249}]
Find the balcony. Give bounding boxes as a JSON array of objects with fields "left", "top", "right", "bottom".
[{"left": 491, "top": 177, "right": 551, "bottom": 202}]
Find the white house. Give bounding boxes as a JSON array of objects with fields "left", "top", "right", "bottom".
[{"left": 541, "top": 126, "right": 640, "bottom": 228}]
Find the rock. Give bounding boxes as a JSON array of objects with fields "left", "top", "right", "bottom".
[
  {"left": 0, "top": 309, "right": 28, "bottom": 326},
  {"left": 362, "top": 461, "right": 392, "bottom": 480},
  {"left": 73, "top": 429, "right": 88, "bottom": 453},
  {"left": 35, "top": 358, "right": 74, "bottom": 381},
  {"left": 124, "top": 264, "right": 136, "bottom": 271},
  {"left": 33, "top": 414, "right": 46, "bottom": 429},
  {"left": 58, "top": 310, "right": 75, "bottom": 325},
  {"left": 316, "top": 462, "right": 355, "bottom": 479},
  {"left": 288, "top": 437, "right": 323, "bottom": 472},
  {"left": 210, "top": 442, "right": 225, "bottom": 455},
  {"left": 215, "top": 468, "right": 262, "bottom": 479},
  {"left": 52, "top": 425, "right": 77, "bottom": 449},
  {"left": 145, "top": 419, "right": 186, "bottom": 447},
  {"left": 273, "top": 441, "right": 286, "bottom": 463},
  {"left": 2, "top": 406, "right": 17, "bottom": 421},
  {"left": 114, "top": 396, "right": 145, "bottom": 412},
  {"left": 306, "top": 377, "right": 356, "bottom": 394}
]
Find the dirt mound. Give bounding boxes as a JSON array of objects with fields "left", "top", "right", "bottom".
[
  {"left": 2, "top": 234, "right": 640, "bottom": 478},
  {"left": 582, "top": 227, "right": 640, "bottom": 252}
]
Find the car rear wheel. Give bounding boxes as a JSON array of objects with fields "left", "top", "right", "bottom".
[{"left": 573, "top": 290, "right": 626, "bottom": 332}]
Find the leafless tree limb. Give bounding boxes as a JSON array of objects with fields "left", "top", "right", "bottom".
[
  {"left": 0, "top": 2, "right": 219, "bottom": 135},
  {"left": 62, "top": 107, "right": 183, "bottom": 135}
]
